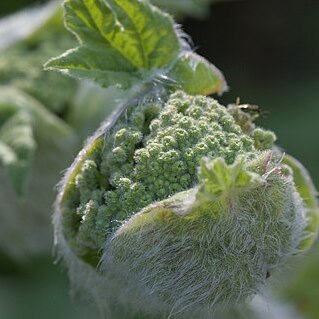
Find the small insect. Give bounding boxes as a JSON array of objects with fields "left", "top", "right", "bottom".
[{"left": 235, "top": 97, "right": 268, "bottom": 119}]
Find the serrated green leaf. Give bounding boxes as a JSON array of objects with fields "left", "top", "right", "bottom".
[
  {"left": 169, "top": 52, "right": 227, "bottom": 95},
  {"left": 45, "top": 0, "right": 227, "bottom": 95},
  {"left": 45, "top": 0, "right": 180, "bottom": 89}
]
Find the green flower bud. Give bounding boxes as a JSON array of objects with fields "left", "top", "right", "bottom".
[
  {"left": 54, "top": 90, "right": 317, "bottom": 317},
  {"left": 106, "top": 152, "right": 306, "bottom": 314}
]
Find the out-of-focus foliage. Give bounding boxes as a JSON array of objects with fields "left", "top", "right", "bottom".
[
  {"left": 282, "top": 242, "right": 319, "bottom": 319},
  {"left": 0, "top": 86, "right": 77, "bottom": 259},
  {"left": 0, "top": 2, "right": 130, "bottom": 262},
  {"left": 0, "top": 5, "right": 77, "bottom": 114}
]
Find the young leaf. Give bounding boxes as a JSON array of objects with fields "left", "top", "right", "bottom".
[
  {"left": 197, "top": 156, "right": 263, "bottom": 201},
  {"left": 45, "top": 0, "right": 180, "bottom": 89},
  {"left": 45, "top": 0, "right": 227, "bottom": 95},
  {"left": 169, "top": 52, "right": 227, "bottom": 95}
]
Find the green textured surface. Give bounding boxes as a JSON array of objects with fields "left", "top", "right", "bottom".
[
  {"left": 109, "top": 153, "right": 306, "bottom": 314},
  {"left": 60, "top": 90, "right": 277, "bottom": 264}
]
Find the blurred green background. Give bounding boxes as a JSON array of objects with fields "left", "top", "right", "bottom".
[{"left": 0, "top": 1, "right": 318, "bottom": 319}]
